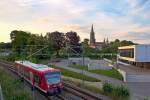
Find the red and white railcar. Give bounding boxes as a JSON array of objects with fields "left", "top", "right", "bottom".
[{"left": 15, "top": 60, "right": 63, "bottom": 95}]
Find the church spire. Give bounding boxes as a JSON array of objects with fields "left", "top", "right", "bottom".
[
  {"left": 91, "top": 24, "right": 94, "bottom": 33},
  {"left": 103, "top": 38, "right": 105, "bottom": 43},
  {"left": 90, "top": 24, "right": 96, "bottom": 46},
  {"left": 106, "top": 37, "right": 109, "bottom": 44}
]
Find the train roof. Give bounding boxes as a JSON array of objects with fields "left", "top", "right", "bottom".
[{"left": 15, "top": 60, "right": 58, "bottom": 72}]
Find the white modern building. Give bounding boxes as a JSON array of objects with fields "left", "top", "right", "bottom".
[{"left": 117, "top": 45, "right": 150, "bottom": 69}]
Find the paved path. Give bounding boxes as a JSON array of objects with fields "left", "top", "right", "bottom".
[
  {"left": 128, "top": 82, "right": 150, "bottom": 100},
  {"left": 118, "top": 63, "right": 150, "bottom": 74}
]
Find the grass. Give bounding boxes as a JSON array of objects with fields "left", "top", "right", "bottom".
[
  {"left": 0, "top": 67, "right": 32, "bottom": 100},
  {"left": 63, "top": 78, "right": 102, "bottom": 94},
  {"left": 70, "top": 64, "right": 87, "bottom": 70},
  {"left": 102, "top": 82, "right": 130, "bottom": 100},
  {"left": 90, "top": 69, "right": 123, "bottom": 80},
  {"left": 39, "top": 59, "right": 123, "bottom": 80},
  {"left": 51, "top": 65, "right": 101, "bottom": 82},
  {"left": 70, "top": 64, "right": 123, "bottom": 80}
]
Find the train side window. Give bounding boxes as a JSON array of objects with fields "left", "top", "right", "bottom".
[
  {"left": 18, "top": 66, "right": 23, "bottom": 75},
  {"left": 34, "top": 75, "right": 40, "bottom": 84},
  {"left": 19, "top": 66, "right": 24, "bottom": 74},
  {"left": 24, "top": 71, "right": 30, "bottom": 78}
]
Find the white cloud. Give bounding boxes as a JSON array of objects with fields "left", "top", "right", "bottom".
[{"left": 0, "top": 0, "right": 150, "bottom": 43}]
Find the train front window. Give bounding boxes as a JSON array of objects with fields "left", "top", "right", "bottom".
[{"left": 45, "top": 72, "right": 61, "bottom": 84}]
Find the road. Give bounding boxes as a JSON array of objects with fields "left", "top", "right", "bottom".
[{"left": 128, "top": 82, "right": 150, "bottom": 100}]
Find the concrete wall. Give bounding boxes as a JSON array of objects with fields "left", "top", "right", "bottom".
[
  {"left": 117, "top": 69, "right": 126, "bottom": 82},
  {"left": 135, "top": 62, "right": 150, "bottom": 69},
  {"left": 68, "top": 57, "right": 90, "bottom": 66}
]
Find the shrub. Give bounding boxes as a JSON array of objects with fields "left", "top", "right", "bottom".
[
  {"left": 144, "top": 97, "right": 148, "bottom": 100},
  {"left": 102, "top": 82, "right": 114, "bottom": 94},
  {"left": 102, "top": 82, "right": 130, "bottom": 100},
  {"left": 113, "top": 85, "right": 130, "bottom": 99}
]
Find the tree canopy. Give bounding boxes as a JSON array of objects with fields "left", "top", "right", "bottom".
[
  {"left": 8, "top": 30, "right": 136, "bottom": 61},
  {"left": 66, "top": 31, "right": 80, "bottom": 45},
  {"left": 100, "top": 39, "right": 136, "bottom": 53},
  {"left": 10, "top": 30, "right": 30, "bottom": 54},
  {"left": 46, "top": 31, "right": 65, "bottom": 56}
]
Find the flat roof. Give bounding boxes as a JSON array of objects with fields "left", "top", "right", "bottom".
[
  {"left": 118, "top": 45, "right": 135, "bottom": 49},
  {"left": 15, "top": 60, "right": 55, "bottom": 72},
  {"left": 118, "top": 44, "right": 150, "bottom": 49}
]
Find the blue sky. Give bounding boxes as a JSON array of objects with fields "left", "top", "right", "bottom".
[{"left": 0, "top": 0, "right": 150, "bottom": 44}]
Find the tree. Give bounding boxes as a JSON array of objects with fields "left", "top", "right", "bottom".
[
  {"left": 115, "top": 39, "right": 120, "bottom": 43},
  {"left": 26, "top": 34, "right": 45, "bottom": 59},
  {"left": 46, "top": 31, "right": 65, "bottom": 56},
  {"left": 20, "top": 33, "right": 53, "bottom": 61},
  {"left": 10, "top": 30, "right": 30, "bottom": 55},
  {"left": 66, "top": 31, "right": 81, "bottom": 54},
  {"left": 0, "top": 42, "right": 11, "bottom": 52},
  {"left": 83, "top": 38, "right": 89, "bottom": 47},
  {"left": 100, "top": 39, "right": 136, "bottom": 54},
  {"left": 66, "top": 31, "right": 80, "bottom": 45},
  {"left": 120, "top": 40, "right": 134, "bottom": 46}
]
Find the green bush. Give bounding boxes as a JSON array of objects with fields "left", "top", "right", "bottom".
[
  {"left": 6, "top": 54, "right": 18, "bottom": 61},
  {"left": 102, "top": 82, "right": 113, "bottom": 94},
  {"left": 144, "top": 97, "right": 148, "bottom": 100},
  {"left": 113, "top": 85, "right": 130, "bottom": 99},
  {"left": 102, "top": 82, "right": 130, "bottom": 100}
]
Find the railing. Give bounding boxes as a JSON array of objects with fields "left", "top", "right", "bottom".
[{"left": 0, "top": 85, "right": 4, "bottom": 100}]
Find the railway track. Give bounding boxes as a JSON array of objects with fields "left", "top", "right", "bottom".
[{"left": 0, "top": 60, "right": 111, "bottom": 100}]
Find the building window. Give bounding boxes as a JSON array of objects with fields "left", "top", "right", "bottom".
[{"left": 119, "top": 48, "right": 134, "bottom": 58}]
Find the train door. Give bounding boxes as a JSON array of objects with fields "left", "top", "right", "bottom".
[
  {"left": 17, "top": 65, "right": 20, "bottom": 75},
  {"left": 30, "top": 71, "right": 33, "bottom": 85},
  {"left": 34, "top": 75, "right": 41, "bottom": 88},
  {"left": 17, "top": 65, "right": 23, "bottom": 77}
]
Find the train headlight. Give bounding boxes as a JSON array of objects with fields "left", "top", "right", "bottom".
[{"left": 59, "top": 83, "right": 62, "bottom": 86}]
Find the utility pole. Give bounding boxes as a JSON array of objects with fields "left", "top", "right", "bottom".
[
  {"left": 63, "top": 34, "right": 70, "bottom": 66},
  {"left": 82, "top": 44, "right": 85, "bottom": 86}
]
